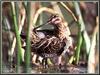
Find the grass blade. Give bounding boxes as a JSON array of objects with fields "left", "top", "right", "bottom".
[
  {"left": 11, "top": 2, "right": 22, "bottom": 73},
  {"left": 88, "top": 17, "right": 99, "bottom": 73},
  {"left": 73, "top": 2, "right": 84, "bottom": 64},
  {"left": 74, "top": 2, "right": 90, "bottom": 55},
  {"left": 24, "top": 2, "right": 31, "bottom": 73}
]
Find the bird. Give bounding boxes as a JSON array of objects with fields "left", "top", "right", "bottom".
[{"left": 21, "top": 14, "right": 73, "bottom": 68}]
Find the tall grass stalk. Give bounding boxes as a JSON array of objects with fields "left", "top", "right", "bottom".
[
  {"left": 10, "top": 2, "right": 26, "bottom": 61},
  {"left": 11, "top": 2, "right": 22, "bottom": 73},
  {"left": 74, "top": 2, "right": 90, "bottom": 55},
  {"left": 74, "top": 23, "right": 83, "bottom": 64},
  {"left": 73, "top": 2, "right": 85, "bottom": 64},
  {"left": 88, "top": 17, "right": 98, "bottom": 73},
  {"left": 25, "top": 2, "right": 31, "bottom": 73},
  {"left": 0, "top": 36, "right": 1, "bottom": 73},
  {"left": 0, "top": 33, "right": 1, "bottom": 74}
]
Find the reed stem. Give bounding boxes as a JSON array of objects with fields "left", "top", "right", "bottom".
[{"left": 11, "top": 2, "right": 22, "bottom": 73}]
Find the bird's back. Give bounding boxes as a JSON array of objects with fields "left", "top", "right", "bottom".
[{"left": 31, "top": 35, "right": 66, "bottom": 58}]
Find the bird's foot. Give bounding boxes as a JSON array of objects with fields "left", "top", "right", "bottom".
[{"left": 42, "top": 58, "right": 49, "bottom": 69}]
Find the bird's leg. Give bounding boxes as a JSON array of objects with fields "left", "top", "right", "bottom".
[
  {"left": 57, "top": 49, "right": 67, "bottom": 66},
  {"left": 58, "top": 56, "right": 63, "bottom": 66},
  {"left": 42, "top": 57, "right": 48, "bottom": 68},
  {"left": 56, "top": 56, "right": 63, "bottom": 70},
  {"left": 58, "top": 56, "right": 62, "bottom": 65},
  {"left": 57, "top": 51, "right": 66, "bottom": 66}
]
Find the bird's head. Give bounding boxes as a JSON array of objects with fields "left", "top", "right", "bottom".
[
  {"left": 48, "top": 14, "right": 63, "bottom": 25},
  {"left": 33, "top": 14, "right": 65, "bottom": 30}
]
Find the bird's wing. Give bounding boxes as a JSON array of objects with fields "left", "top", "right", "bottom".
[{"left": 31, "top": 36, "right": 66, "bottom": 56}]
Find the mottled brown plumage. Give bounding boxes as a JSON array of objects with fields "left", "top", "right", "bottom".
[
  {"left": 30, "top": 15, "right": 72, "bottom": 57},
  {"left": 21, "top": 14, "right": 73, "bottom": 67}
]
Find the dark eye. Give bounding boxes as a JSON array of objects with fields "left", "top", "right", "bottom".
[
  {"left": 47, "top": 14, "right": 60, "bottom": 23},
  {"left": 52, "top": 14, "right": 59, "bottom": 18}
]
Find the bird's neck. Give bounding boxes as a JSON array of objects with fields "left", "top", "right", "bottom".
[{"left": 55, "top": 22, "right": 70, "bottom": 39}]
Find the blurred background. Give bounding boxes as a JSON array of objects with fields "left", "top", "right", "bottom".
[{"left": 1, "top": 1, "right": 99, "bottom": 73}]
